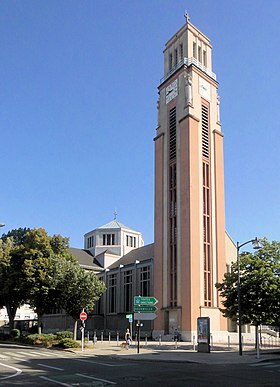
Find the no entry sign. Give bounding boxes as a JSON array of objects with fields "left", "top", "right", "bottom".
[{"left": 80, "top": 311, "right": 87, "bottom": 321}]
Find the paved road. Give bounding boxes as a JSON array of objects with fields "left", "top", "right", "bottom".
[{"left": 0, "top": 343, "right": 280, "bottom": 386}]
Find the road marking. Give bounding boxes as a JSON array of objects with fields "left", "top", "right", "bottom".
[
  {"left": 2, "top": 352, "right": 30, "bottom": 362},
  {"left": 76, "top": 373, "right": 116, "bottom": 384},
  {"left": 37, "top": 363, "right": 64, "bottom": 371},
  {"left": 40, "top": 376, "right": 72, "bottom": 386},
  {"left": 74, "top": 358, "right": 125, "bottom": 367},
  {"left": 17, "top": 351, "right": 39, "bottom": 357},
  {"left": 0, "top": 362, "right": 22, "bottom": 380},
  {"left": 249, "top": 362, "right": 275, "bottom": 367},
  {"left": 30, "top": 351, "right": 54, "bottom": 357}
]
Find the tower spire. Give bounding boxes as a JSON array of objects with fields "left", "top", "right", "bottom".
[{"left": 113, "top": 209, "right": 117, "bottom": 220}]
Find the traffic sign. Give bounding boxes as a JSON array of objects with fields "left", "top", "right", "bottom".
[
  {"left": 80, "top": 311, "right": 87, "bottom": 321},
  {"left": 126, "top": 313, "right": 133, "bottom": 319},
  {"left": 134, "top": 312, "right": 157, "bottom": 321},
  {"left": 134, "top": 305, "right": 158, "bottom": 312},
  {"left": 134, "top": 296, "right": 158, "bottom": 306}
]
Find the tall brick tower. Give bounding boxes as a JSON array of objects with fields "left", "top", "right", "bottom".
[{"left": 154, "top": 14, "right": 227, "bottom": 340}]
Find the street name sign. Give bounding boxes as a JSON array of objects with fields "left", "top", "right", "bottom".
[
  {"left": 126, "top": 314, "right": 133, "bottom": 319},
  {"left": 134, "top": 312, "right": 157, "bottom": 321},
  {"left": 134, "top": 296, "right": 158, "bottom": 306},
  {"left": 134, "top": 305, "right": 158, "bottom": 312}
]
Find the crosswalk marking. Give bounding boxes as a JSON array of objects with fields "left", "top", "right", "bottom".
[
  {"left": 0, "top": 350, "right": 75, "bottom": 361},
  {"left": 249, "top": 362, "right": 275, "bottom": 367},
  {"left": 249, "top": 361, "right": 280, "bottom": 372}
]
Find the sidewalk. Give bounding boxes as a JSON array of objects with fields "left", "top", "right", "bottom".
[{"left": 76, "top": 341, "right": 280, "bottom": 365}]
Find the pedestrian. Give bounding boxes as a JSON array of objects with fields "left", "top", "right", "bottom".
[{"left": 125, "top": 328, "right": 131, "bottom": 349}]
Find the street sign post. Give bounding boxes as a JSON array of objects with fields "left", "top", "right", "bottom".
[
  {"left": 80, "top": 311, "right": 87, "bottom": 321},
  {"left": 80, "top": 310, "right": 87, "bottom": 352},
  {"left": 134, "top": 296, "right": 158, "bottom": 306},
  {"left": 134, "top": 305, "right": 158, "bottom": 312},
  {"left": 133, "top": 312, "right": 157, "bottom": 321}
]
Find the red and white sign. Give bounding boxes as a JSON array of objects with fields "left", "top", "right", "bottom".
[{"left": 80, "top": 311, "right": 87, "bottom": 321}]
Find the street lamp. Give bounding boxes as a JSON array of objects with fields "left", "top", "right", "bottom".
[{"left": 237, "top": 237, "right": 262, "bottom": 356}]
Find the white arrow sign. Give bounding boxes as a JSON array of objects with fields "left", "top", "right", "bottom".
[{"left": 134, "top": 313, "right": 157, "bottom": 321}]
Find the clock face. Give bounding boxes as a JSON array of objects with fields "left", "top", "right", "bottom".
[
  {"left": 199, "top": 77, "right": 210, "bottom": 101},
  {"left": 166, "top": 79, "right": 178, "bottom": 104}
]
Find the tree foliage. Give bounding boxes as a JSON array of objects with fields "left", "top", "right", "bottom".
[
  {"left": 0, "top": 227, "right": 106, "bottom": 335},
  {"left": 216, "top": 239, "right": 280, "bottom": 326}
]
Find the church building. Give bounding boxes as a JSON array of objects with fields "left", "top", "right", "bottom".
[{"left": 41, "top": 14, "right": 237, "bottom": 340}]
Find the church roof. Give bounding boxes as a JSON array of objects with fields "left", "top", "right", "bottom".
[
  {"left": 69, "top": 247, "right": 103, "bottom": 271},
  {"left": 98, "top": 219, "right": 135, "bottom": 231},
  {"left": 108, "top": 243, "right": 154, "bottom": 269}
]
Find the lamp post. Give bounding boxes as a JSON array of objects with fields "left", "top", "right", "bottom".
[{"left": 237, "top": 237, "right": 261, "bottom": 356}]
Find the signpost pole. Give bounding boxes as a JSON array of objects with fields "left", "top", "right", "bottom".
[
  {"left": 81, "top": 324, "right": 84, "bottom": 352},
  {"left": 137, "top": 320, "right": 140, "bottom": 354}
]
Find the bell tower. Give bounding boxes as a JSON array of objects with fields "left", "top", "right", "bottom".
[{"left": 154, "top": 14, "right": 227, "bottom": 340}]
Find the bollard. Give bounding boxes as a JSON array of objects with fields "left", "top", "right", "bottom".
[
  {"left": 193, "top": 335, "right": 196, "bottom": 351},
  {"left": 93, "top": 331, "right": 97, "bottom": 344},
  {"left": 241, "top": 335, "right": 244, "bottom": 351},
  {"left": 117, "top": 332, "right": 119, "bottom": 346},
  {"left": 210, "top": 334, "right": 213, "bottom": 350},
  {"left": 109, "top": 332, "right": 111, "bottom": 343},
  {"left": 145, "top": 334, "right": 148, "bottom": 346},
  {"left": 227, "top": 335, "right": 230, "bottom": 351},
  {"left": 159, "top": 334, "right": 162, "bottom": 346},
  {"left": 101, "top": 331, "right": 103, "bottom": 343},
  {"left": 175, "top": 338, "right": 178, "bottom": 349},
  {"left": 87, "top": 331, "right": 89, "bottom": 341}
]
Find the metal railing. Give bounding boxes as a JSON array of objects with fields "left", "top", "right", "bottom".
[{"left": 160, "top": 57, "right": 216, "bottom": 84}]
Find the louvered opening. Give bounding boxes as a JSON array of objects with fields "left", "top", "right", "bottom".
[
  {"left": 169, "top": 107, "right": 177, "bottom": 161},
  {"left": 202, "top": 105, "right": 209, "bottom": 158}
]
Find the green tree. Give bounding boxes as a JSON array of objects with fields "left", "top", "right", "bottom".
[
  {"left": 216, "top": 239, "right": 280, "bottom": 329},
  {"left": 0, "top": 230, "right": 31, "bottom": 334},
  {"left": 22, "top": 228, "right": 74, "bottom": 333},
  {"left": 60, "top": 261, "right": 106, "bottom": 340}
]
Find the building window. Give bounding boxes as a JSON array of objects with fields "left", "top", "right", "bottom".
[
  {"left": 140, "top": 266, "right": 151, "bottom": 296},
  {"left": 193, "top": 42, "right": 197, "bottom": 58},
  {"left": 126, "top": 235, "right": 136, "bottom": 247},
  {"left": 124, "top": 270, "right": 133, "bottom": 312},
  {"left": 169, "top": 53, "right": 173, "bottom": 70},
  {"left": 180, "top": 44, "right": 183, "bottom": 61},
  {"left": 87, "top": 235, "right": 94, "bottom": 249},
  {"left": 198, "top": 46, "right": 202, "bottom": 63},
  {"left": 108, "top": 274, "right": 117, "bottom": 313},
  {"left": 169, "top": 106, "right": 176, "bottom": 161},
  {"left": 203, "top": 161, "right": 212, "bottom": 307},
  {"left": 203, "top": 50, "right": 207, "bottom": 67},
  {"left": 174, "top": 48, "right": 178, "bottom": 66},
  {"left": 103, "top": 234, "right": 115, "bottom": 246},
  {"left": 202, "top": 104, "right": 209, "bottom": 159}
]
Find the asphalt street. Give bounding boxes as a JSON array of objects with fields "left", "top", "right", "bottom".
[{"left": 0, "top": 343, "right": 280, "bottom": 386}]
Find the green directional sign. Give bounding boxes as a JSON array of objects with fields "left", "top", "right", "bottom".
[
  {"left": 134, "top": 305, "right": 158, "bottom": 312},
  {"left": 134, "top": 296, "right": 158, "bottom": 306}
]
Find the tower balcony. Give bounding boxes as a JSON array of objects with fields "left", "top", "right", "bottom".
[{"left": 160, "top": 57, "right": 217, "bottom": 85}]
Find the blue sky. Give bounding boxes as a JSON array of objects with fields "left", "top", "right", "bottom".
[{"left": 0, "top": 0, "right": 279, "bottom": 248}]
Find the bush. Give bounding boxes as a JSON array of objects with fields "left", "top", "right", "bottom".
[
  {"left": 0, "top": 332, "right": 10, "bottom": 341},
  {"left": 11, "top": 329, "right": 20, "bottom": 339},
  {"left": 26, "top": 333, "right": 56, "bottom": 347},
  {"left": 55, "top": 338, "right": 80, "bottom": 349},
  {"left": 55, "top": 331, "right": 73, "bottom": 340}
]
